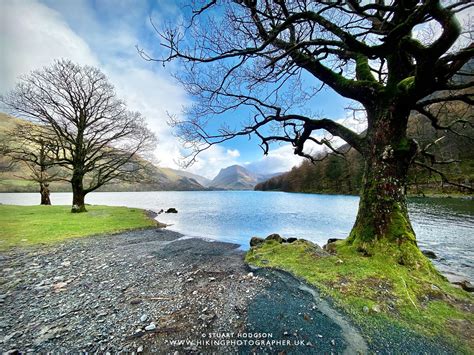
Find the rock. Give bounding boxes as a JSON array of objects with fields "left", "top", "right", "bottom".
[
  {"left": 323, "top": 238, "right": 343, "bottom": 251},
  {"left": 286, "top": 237, "right": 298, "bottom": 243},
  {"left": 140, "top": 314, "right": 148, "bottom": 323},
  {"left": 144, "top": 323, "right": 156, "bottom": 331},
  {"left": 422, "top": 250, "right": 437, "bottom": 259},
  {"left": 133, "top": 328, "right": 145, "bottom": 338},
  {"left": 137, "top": 346, "right": 144, "bottom": 353},
  {"left": 430, "top": 284, "right": 440, "bottom": 291},
  {"left": 165, "top": 208, "right": 178, "bottom": 214},
  {"left": 249, "top": 237, "right": 264, "bottom": 247},
  {"left": 265, "top": 233, "right": 285, "bottom": 243},
  {"left": 130, "top": 298, "right": 142, "bottom": 305},
  {"left": 209, "top": 277, "right": 216, "bottom": 281},
  {"left": 363, "top": 306, "right": 369, "bottom": 313},
  {"left": 53, "top": 281, "right": 68, "bottom": 291},
  {"left": 453, "top": 280, "right": 474, "bottom": 292}
]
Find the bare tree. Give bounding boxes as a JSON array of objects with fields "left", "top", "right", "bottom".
[
  {"left": 1, "top": 123, "right": 61, "bottom": 205},
  {"left": 1, "top": 59, "right": 157, "bottom": 212},
  {"left": 144, "top": 0, "right": 473, "bottom": 262}
]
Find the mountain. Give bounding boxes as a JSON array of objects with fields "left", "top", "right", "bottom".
[
  {"left": 208, "top": 165, "right": 280, "bottom": 190},
  {"left": 210, "top": 165, "right": 258, "bottom": 190},
  {"left": 165, "top": 168, "right": 212, "bottom": 187},
  {"left": 0, "top": 113, "right": 206, "bottom": 192}
]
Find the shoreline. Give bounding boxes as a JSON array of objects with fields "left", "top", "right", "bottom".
[{"left": 1, "top": 227, "right": 470, "bottom": 353}]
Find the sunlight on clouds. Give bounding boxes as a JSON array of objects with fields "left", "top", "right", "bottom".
[{"left": 0, "top": 0, "right": 98, "bottom": 93}]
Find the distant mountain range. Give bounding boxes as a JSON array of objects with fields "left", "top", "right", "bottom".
[{"left": 0, "top": 113, "right": 278, "bottom": 192}]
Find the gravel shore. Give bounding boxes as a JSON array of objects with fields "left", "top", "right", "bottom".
[
  {"left": 0, "top": 226, "right": 459, "bottom": 354},
  {"left": 0, "top": 228, "right": 270, "bottom": 353}
]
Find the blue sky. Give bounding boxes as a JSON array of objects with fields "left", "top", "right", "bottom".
[{"left": 1, "top": 0, "right": 361, "bottom": 178}]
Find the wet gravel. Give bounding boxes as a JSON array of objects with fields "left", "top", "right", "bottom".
[{"left": 0, "top": 228, "right": 268, "bottom": 353}]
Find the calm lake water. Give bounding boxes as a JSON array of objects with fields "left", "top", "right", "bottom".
[{"left": 1, "top": 191, "right": 472, "bottom": 282}]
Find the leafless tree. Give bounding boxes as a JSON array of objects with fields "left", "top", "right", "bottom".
[
  {"left": 1, "top": 123, "right": 61, "bottom": 205},
  {"left": 143, "top": 0, "right": 473, "bottom": 260},
  {"left": 1, "top": 60, "right": 157, "bottom": 212}
]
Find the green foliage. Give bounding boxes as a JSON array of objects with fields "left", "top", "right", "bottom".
[
  {"left": 0, "top": 205, "right": 157, "bottom": 250},
  {"left": 246, "top": 240, "right": 473, "bottom": 352}
]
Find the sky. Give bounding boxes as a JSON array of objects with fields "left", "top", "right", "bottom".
[{"left": 0, "top": 0, "right": 362, "bottom": 179}]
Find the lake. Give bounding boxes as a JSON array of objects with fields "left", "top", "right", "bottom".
[{"left": 1, "top": 191, "right": 472, "bottom": 282}]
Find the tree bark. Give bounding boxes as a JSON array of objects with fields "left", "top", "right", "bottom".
[
  {"left": 40, "top": 183, "right": 51, "bottom": 205},
  {"left": 71, "top": 173, "right": 87, "bottom": 213},
  {"left": 346, "top": 107, "right": 423, "bottom": 265}
]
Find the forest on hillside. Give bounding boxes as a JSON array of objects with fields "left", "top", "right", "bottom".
[{"left": 256, "top": 110, "right": 474, "bottom": 196}]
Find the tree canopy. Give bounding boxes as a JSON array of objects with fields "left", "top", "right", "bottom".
[{"left": 1, "top": 59, "right": 156, "bottom": 212}]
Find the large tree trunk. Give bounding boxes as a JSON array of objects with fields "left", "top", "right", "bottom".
[
  {"left": 71, "top": 173, "right": 87, "bottom": 213},
  {"left": 346, "top": 107, "right": 424, "bottom": 266},
  {"left": 39, "top": 183, "right": 51, "bottom": 205}
]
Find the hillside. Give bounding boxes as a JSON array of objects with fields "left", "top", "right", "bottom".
[
  {"left": 208, "top": 165, "right": 280, "bottom": 190},
  {"left": 210, "top": 165, "right": 258, "bottom": 190},
  {"left": 256, "top": 113, "right": 474, "bottom": 196},
  {"left": 0, "top": 113, "right": 207, "bottom": 192}
]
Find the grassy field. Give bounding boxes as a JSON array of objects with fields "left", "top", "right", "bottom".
[
  {"left": 0, "top": 205, "right": 157, "bottom": 250},
  {"left": 246, "top": 240, "right": 474, "bottom": 352}
]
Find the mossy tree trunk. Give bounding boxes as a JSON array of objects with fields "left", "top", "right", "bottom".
[{"left": 347, "top": 105, "right": 422, "bottom": 263}]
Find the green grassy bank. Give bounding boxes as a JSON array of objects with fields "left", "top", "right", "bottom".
[
  {"left": 0, "top": 205, "right": 157, "bottom": 250},
  {"left": 246, "top": 240, "right": 473, "bottom": 352}
]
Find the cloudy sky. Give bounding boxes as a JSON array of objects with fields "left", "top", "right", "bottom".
[{"left": 0, "top": 0, "right": 362, "bottom": 179}]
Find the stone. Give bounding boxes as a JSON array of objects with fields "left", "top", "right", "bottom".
[
  {"left": 144, "top": 323, "right": 156, "bottom": 331},
  {"left": 422, "top": 250, "right": 437, "bottom": 259},
  {"left": 137, "top": 346, "right": 144, "bottom": 353},
  {"left": 249, "top": 237, "right": 264, "bottom": 247},
  {"left": 327, "top": 238, "right": 342, "bottom": 244},
  {"left": 140, "top": 314, "right": 148, "bottom": 323},
  {"left": 209, "top": 277, "right": 216, "bottom": 281},
  {"left": 363, "top": 306, "right": 369, "bottom": 313},
  {"left": 265, "top": 233, "right": 285, "bottom": 243},
  {"left": 165, "top": 208, "right": 178, "bottom": 214},
  {"left": 133, "top": 328, "right": 145, "bottom": 338},
  {"left": 286, "top": 237, "right": 298, "bottom": 243},
  {"left": 453, "top": 280, "right": 474, "bottom": 292}
]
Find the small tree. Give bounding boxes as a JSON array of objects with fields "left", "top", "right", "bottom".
[
  {"left": 1, "top": 60, "right": 157, "bottom": 212},
  {"left": 2, "top": 123, "right": 61, "bottom": 205},
  {"left": 144, "top": 0, "right": 473, "bottom": 263}
]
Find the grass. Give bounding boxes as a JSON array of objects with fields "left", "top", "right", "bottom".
[
  {"left": 0, "top": 205, "right": 157, "bottom": 250},
  {"left": 246, "top": 239, "right": 474, "bottom": 352}
]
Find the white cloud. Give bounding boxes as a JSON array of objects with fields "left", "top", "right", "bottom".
[
  {"left": 185, "top": 145, "right": 240, "bottom": 179},
  {"left": 226, "top": 149, "right": 240, "bottom": 158},
  {"left": 245, "top": 144, "right": 304, "bottom": 175},
  {"left": 0, "top": 0, "right": 98, "bottom": 92},
  {"left": 0, "top": 0, "right": 190, "bottom": 170}
]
